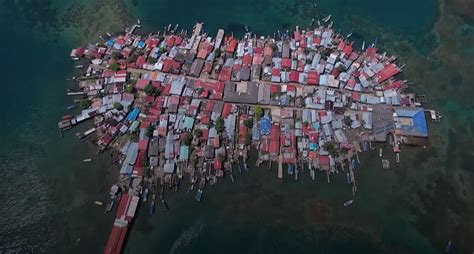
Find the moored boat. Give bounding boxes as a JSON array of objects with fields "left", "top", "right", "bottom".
[
  {"left": 105, "top": 200, "right": 114, "bottom": 214},
  {"left": 149, "top": 201, "right": 155, "bottom": 215},
  {"left": 343, "top": 200, "right": 353, "bottom": 207},
  {"left": 66, "top": 104, "right": 77, "bottom": 110},
  {"left": 195, "top": 189, "right": 203, "bottom": 202},
  {"left": 379, "top": 148, "right": 383, "bottom": 158},
  {"left": 142, "top": 188, "right": 149, "bottom": 202},
  {"left": 62, "top": 115, "right": 73, "bottom": 120}
]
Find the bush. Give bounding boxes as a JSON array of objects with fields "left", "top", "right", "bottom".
[
  {"left": 109, "top": 62, "right": 119, "bottom": 71},
  {"left": 79, "top": 99, "right": 91, "bottom": 109},
  {"left": 254, "top": 106, "right": 263, "bottom": 120},
  {"left": 146, "top": 125, "right": 155, "bottom": 137},
  {"left": 125, "top": 84, "right": 135, "bottom": 93},
  {"left": 113, "top": 102, "right": 124, "bottom": 110},
  {"left": 194, "top": 129, "right": 203, "bottom": 138},
  {"left": 183, "top": 133, "right": 193, "bottom": 146},
  {"left": 244, "top": 119, "right": 253, "bottom": 129},
  {"left": 214, "top": 117, "right": 224, "bottom": 133},
  {"left": 144, "top": 84, "right": 160, "bottom": 96},
  {"left": 111, "top": 51, "right": 121, "bottom": 60}
]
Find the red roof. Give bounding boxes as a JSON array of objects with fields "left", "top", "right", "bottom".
[
  {"left": 366, "top": 47, "right": 378, "bottom": 60},
  {"left": 313, "top": 37, "right": 321, "bottom": 46},
  {"left": 218, "top": 67, "right": 231, "bottom": 82},
  {"left": 343, "top": 44, "right": 353, "bottom": 56},
  {"left": 213, "top": 158, "right": 222, "bottom": 170},
  {"left": 136, "top": 79, "right": 149, "bottom": 90},
  {"left": 307, "top": 71, "right": 320, "bottom": 85},
  {"left": 222, "top": 103, "right": 232, "bottom": 118},
  {"left": 136, "top": 56, "right": 146, "bottom": 67},
  {"left": 260, "top": 138, "right": 269, "bottom": 153},
  {"left": 320, "top": 155, "right": 330, "bottom": 165},
  {"left": 226, "top": 38, "right": 238, "bottom": 53},
  {"left": 270, "top": 125, "right": 280, "bottom": 141},
  {"left": 75, "top": 47, "right": 85, "bottom": 57},
  {"left": 375, "top": 64, "right": 400, "bottom": 83},
  {"left": 270, "top": 84, "right": 281, "bottom": 93},
  {"left": 242, "top": 54, "right": 253, "bottom": 66},
  {"left": 271, "top": 68, "right": 281, "bottom": 77},
  {"left": 104, "top": 224, "right": 128, "bottom": 254},
  {"left": 289, "top": 71, "right": 300, "bottom": 82},
  {"left": 281, "top": 58, "right": 291, "bottom": 69},
  {"left": 269, "top": 141, "right": 279, "bottom": 155},
  {"left": 138, "top": 139, "right": 149, "bottom": 151},
  {"left": 286, "top": 85, "right": 296, "bottom": 92},
  {"left": 383, "top": 80, "right": 404, "bottom": 91},
  {"left": 294, "top": 30, "right": 302, "bottom": 41}
]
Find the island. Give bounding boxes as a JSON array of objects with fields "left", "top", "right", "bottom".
[{"left": 61, "top": 19, "right": 440, "bottom": 254}]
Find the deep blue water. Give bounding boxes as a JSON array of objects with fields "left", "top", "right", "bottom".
[{"left": 1, "top": 0, "right": 473, "bottom": 253}]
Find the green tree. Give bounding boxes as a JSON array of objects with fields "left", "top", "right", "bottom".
[
  {"left": 246, "top": 133, "right": 252, "bottom": 144},
  {"left": 194, "top": 129, "right": 203, "bottom": 138},
  {"left": 146, "top": 125, "right": 155, "bottom": 137},
  {"left": 214, "top": 49, "right": 221, "bottom": 58},
  {"left": 214, "top": 117, "right": 224, "bottom": 133},
  {"left": 146, "top": 57, "right": 156, "bottom": 64},
  {"left": 125, "top": 84, "right": 135, "bottom": 93},
  {"left": 111, "top": 51, "right": 121, "bottom": 60},
  {"left": 141, "top": 154, "right": 149, "bottom": 167},
  {"left": 344, "top": 116, "right": 352, "bottom": 126},
  {"left": 254, "top": 106, "right": 263, "bottom": 120},
  {"left": 109, "top": 62, "right": 120, "bottom": 71},
  {"left": 79, "top": 99, "right": 91, "bottom": 109},
  {"left": 244, "top": 119, "right": 254, "bottom": 129},
  {"left": 144, "top": 84, "right": 160, "bottom": 96},
  {"left": 183, "top": 133, "right": 193, "bottom": 146},
  {"left": 158, "top": 47, "right": 167, "bottom": 54},
  {"left": 113, "top": 102, "right": 124, "bottom": 110}
]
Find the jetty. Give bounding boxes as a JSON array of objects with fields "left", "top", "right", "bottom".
[{"left": 63, "top": 20, "right": 437, "bottom": 254}]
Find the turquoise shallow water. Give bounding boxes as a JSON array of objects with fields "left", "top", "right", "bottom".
[{"left": 1, "top": 0, "right": 473, "bottom": 253}]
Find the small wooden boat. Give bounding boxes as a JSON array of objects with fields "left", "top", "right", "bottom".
[
  {"left": 94, "top": 201, "right": 103, "bottom": 206},
  {"left": 66, "top": 104, "right": 77, "bottom": 110},
  {"left": 83, "top": 158, "right": 92, "bottom": 163}
]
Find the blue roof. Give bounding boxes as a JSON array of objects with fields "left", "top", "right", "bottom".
[
  {"left": 137, "top": 41, "right": 146, "bottom": 48},
  {"left": 126, "top": 108, "right": 140, "bottom": 122},
  {"left": 396, "top": 107, "right": 428, "bottom": 137},
  {"left": 106, "top": 39, "right": 114, "bottom": 47},
  {"left": 259, "top": 116, "right": 271, "bottom": 135}
]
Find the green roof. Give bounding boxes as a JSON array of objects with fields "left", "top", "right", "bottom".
[{"left": 179, "top": 145, "right": 189, "bottom": 160}]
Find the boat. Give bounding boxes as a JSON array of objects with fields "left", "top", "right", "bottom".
[
  {"left": 396, "top": 153, "right": 400, "bottom": 163},
  {"left": 343, "top": 200, "right": 353, "bottom": 207},
  {"left": 379, "top": 148, "right": 383, "bottom": 158},
  {"left": 72, "top": 57, "right": 80, "bottom": 61},
  {"left": 75, "top": 65, "right": 84, "bottom": 69},
  {"left": 161, "top": 199, "right": 169, "bottom": 211},
  {"left": 94, "top": 201, "right": 103, "bottom": 206},
  {"left": 328, "top": 21, "right": 333, "bottom": 29},
  {"left": 310, "top": 168, "right": 315, "bottom": 180},
  {"left": 361, "top": 40, "right": 366, "bottom": 50},
  {"left": 83, "top": 158, "right": 92, "bottom": 163},
  {"left": 346, "top": 172, "right": 351, "bottom": 184},
  {"left": 66, "top": 104, "right": 77, "bottom": 110},
  {"left": 323, "top": 14, "right": 332, "bottom": 23},
  {"left": 149, "top": 201, "right": 155, "bottom": 215},
  {"left": 346, "top": 32, "right": 353, "bottom": 39},
  {"left": 288, "top": 164, "right": 294, "bottom": 175},
  {"left": 195, "top": 189, "right": 203, "bottom": 202},
  {"left": 62, "top": 115, "right": 73, "bottom": 120},
  {"left": 137, "top": 19, "right": 141, "bottom": 25},
  {"left": 142, "top": 188, "right": 149, "bottom": 202},
  {"left": 445, "top": 240, "right": 452, "bottom": 253},
  {"left": 105, "top": 200, "right": 114, "bottom": 214},
  {"left": 313, "top": 3, "right": 317, "bottom": 8}
]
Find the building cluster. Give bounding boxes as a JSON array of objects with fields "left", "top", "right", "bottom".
[{"left": 64, "top": 22, "right": 433, "bottom": 254}]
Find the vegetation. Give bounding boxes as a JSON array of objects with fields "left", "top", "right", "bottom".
[
  {"left": 244, "top": 119, "right": 254, "bottom": 129},
  {"left": 254, "top": 105, "right": 263, "bottom": 120},
  {"left": 126, "top": 54, "right": 138, "bottom": 63},
  {"left": 183, "top": 132, "right": 193, "bottom": 146},
  {"left": 125, "top": 84, "right": 135, "bottom": 93},
  {"left": 146, "top": 57, "right": 156, "bottom": 64},
  {"left": 113, "top": 102, "right": 124, "bottom": 110},
  {"left": 195, "top": 87, "right": 204, "bottom": 95},
  {"left": 271, "top": 43, "right": 278, "bottom": 51},
  {"left": 143, "top": 84, "right": 160, "bottom": 96},
  {"left": 111, "top": 51, "right": 121, "bottom": 60},
  {"left": 323, "top": 142, "right": 340, "bottom": 158},
  {"left": 158, "top": 47, "right": 167, "bottom": 54},
  {"left": 214, "top": 117, "right": 224, "bottom": 133},
  {"left": 141, "top": 154, "right": 149, "bottom": 167},
  {"left": 217, "top": 153, "right": 225, "bottom": 162},
  {"left": 337, "top": 65, "right": 347, "bottom": 72},
  {"left": 246, "top": 133, "right": 252, "bottom": 144},
  {"left": 304, "top": 48, "right": 311, "bottom": 55},
  {"left": 145, "top": 125, "right": 155, "bottom": 137},
  {"left": 194, "top": 129, "right": 203, "bottom": 138},
  {"left": 214, "top": 49, "right": 221, "bottom": 58},
  {"left": 344, "top": 116, "right": 352, "bottom": 126},
  {"left": 109, "top": 62, "right": 120, "bottom": 71},
  {"left": 79, "top": 99, "right": 91, "bottom": 109}
]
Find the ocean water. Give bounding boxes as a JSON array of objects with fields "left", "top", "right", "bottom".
[{"left": 0, "top": 0, "right": 473, "bottom": 253}]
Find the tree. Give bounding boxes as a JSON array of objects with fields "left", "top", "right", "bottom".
[
  {"left": 244, "top": 119, "right": 254, "bottom": 129},
  {"left": 144, "top": 84, "right": 160, "bottom": 96},
  {"left": 146, "top": 57, "right": 156, "bottom": 64},
  {"left": 141, "top": 154, "right": 149, "bottom": 167},
  {"left": 146, "top": 125, "right": 155, "bottom": 137},
  {"left": 323, "top": 142, "right": 340, "bottom": 158},
  {"left": 271, "top": 43, "right": 278, "bottom": 51},
  {"left": 195, "top": 87, "right": 204, "bottom": 95},
  {"left": 344, "top": 116, "right": 352, "bottom": 126},
  {"left": 254, "top": 105, "right": 263, "bottom": 120},
  {"left": 109, "top": 62, "right": 119, "bottom": 71},
  {"left": 125, "top": 84, "right": 135, "bottom": 93},
  {"left": 214, "top": 117, "right": 224, "bottom": 133},
  {"left": 183, "top": 133, "right": 193, "bottom": 146},
  {"left": 194, "top": 129, "right": 203, "bottom": 138},
  {"left": 246, "top": 133, "right": 252, "bottom": 144},
  {"left": 337, "top": 65, "right": 347, "bottom": 72},
  {"left": 158, "top": 47, "right": 167, "bottom": 54},
  {"left": 214, "top": 49, "right": 221, "bottom": 58},
  {"left": 79, "top": 99, "right": 91, "bottom": 109},
  {"left": 113, "top": 102, "right": 124, "bottom": 110},
  {"left": 111, "top": 51, "right": 121, "bottom": 60},
  {"left": 304, "top": 48, "right": 311, "bottom": 55}
]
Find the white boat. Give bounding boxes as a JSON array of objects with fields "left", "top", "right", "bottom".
[
  {"left": 344, "top": 200, "right": 353, "bottom": 207},
  {"left": 396, "top": 153, "right": 400, "bottom": 163},
  {"left": 323, "top": 14, "right": 332, "bottom": 23},
  {"left": 379, "top": 148, "right": 383, "bottom": 158},
  {"left": 83, "top": 158, "right": 92, "bottom": 163},
  {"left": 94, "top": 201, "right": 103, "bottom": 206},
  {"left": 362, "top": 40, "right": 366, "bottom": 50}
]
